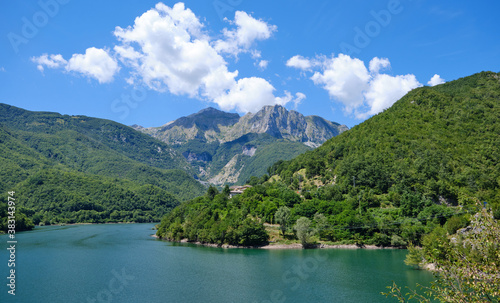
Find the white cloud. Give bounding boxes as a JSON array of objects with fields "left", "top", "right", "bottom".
[
  {"left": 292, "top": 92, "right": 306, "bottom": 108},
  {"left": 114, "top": 2, "right": 290, "bottom": 113},
  {"left": 368, "top": 57, "right": 390, "bottom": 74},
  {"left": 215, "top": 11, "right": 277, "bottom": 57},
  {"left": 272, "top": 91, "right": 305, "bottom": 110},
  {"left": 258, "top": 60, "right": 269, "bottom": 70},
  {"left": 286, "top": 55, "right": 312, "bottom": 71},
  {"left": 31, "top": 54, "right": 67, "bottom": 72},
  {"left": 427, "top": 74, "right": 445, "bottom": 86},
  {"left": 361, "top": 73, "right": 421, "bottom": 119},
  {"left": 32, "top": 49, "right": 118, "bottom": 83},
  {"left": 114, "top": 2, "right": 223, "bottom": 95},
  {"left": 32, "top": 2, "right": 296, "bottom": 114},
  {"left": 65, "top": 48, "right": 119, "bottom": 83},
  {"left": 311, "top": 54, "right": 371, "bottom": 112},
  {"left": 290, "top": 53, "right": 422, "bottom": 118},
  {"left": 0, "top": 67, "right": 4, "bottom": 72},
  {"left": 214, "top": 77, "right": 275, "bottom": 113}
]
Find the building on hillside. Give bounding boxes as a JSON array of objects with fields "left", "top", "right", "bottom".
[{"left": 229, "top": 185, "right": 252, "bottom": 198}]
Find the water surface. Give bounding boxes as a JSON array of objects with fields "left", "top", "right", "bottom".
[{"left": 0, "top": 224, "right": 434, "bottom": 302}]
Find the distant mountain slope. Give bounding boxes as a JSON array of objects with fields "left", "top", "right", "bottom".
[
  {"left": 139, "top": 107, "right": 241, "bottom": 145},
  {"left": 0, "top": 104, "right": 206, "bottom": 228},
  {"left": 0, "top": 103, "right": 193, "bottom": 172},
  {"left": 135, "top": 105, "right": 348, "bottom": 185},
  {"left": 204, "top": 133, "right": 311, "bottom": 185},
  {"left": 271, "top": 71, "right": 500, "bottom": 207}
]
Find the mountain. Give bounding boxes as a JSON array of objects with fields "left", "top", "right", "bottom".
[
  {"left": 157, "top": 71, "right": 500, "bottom": 247},
  {"left": 0, "top": 103, "right": 206, "bottom": 229},
  {"left": 135, "top": 105, "right": 348, "bottom": 185},
  {"left": 271, "top": 71, "right": 500, "bottom": 208},
  {"left": 226, "top": 105, "right": 348, "bottom": 148}
]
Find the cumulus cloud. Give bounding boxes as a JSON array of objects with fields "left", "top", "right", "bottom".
[
  {"left": 289, "top": 54, "right": 422, "bottom": 118},
  {"left": 361, "top": 73, "right": 420, "bottom": 119},
  {"left": 113, "top": 3, "right": 221, "bottom": 95},
  {"left": 214, "top": 81, "right": 305, "bottom": 113},
  {"left": 31, "top": 48, "right": 119, "bottom": 83},
  {"left": 427, "top": 74, "right": 445, "bottom": 86},
  {"left": 113, "top": 2, "right": 290, "bottom": 112},
  {"left": 368, "top": 57, "right": 390, "bottom": 74},
  {"left": 311, "top": 54, "right": 371, "bottom": 112},
  {"left": 31, "top": 54, "right": 67, "bottom": 72},
  {"left": 286, "top": 55, "right": 312, "bottom": 71},
  {"left": 32, "top": 2, "right": 296, "bottom": 113},
  {"left": 65, "top": 48, "right": 119, "bottom": 83},
  {"left": 215, "top": 11, "right": 277, "bottom": 57},
  {"left": 214, "top": 77, "right": 277, "bottom": 113}
]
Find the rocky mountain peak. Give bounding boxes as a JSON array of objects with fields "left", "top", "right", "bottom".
[
  {"left": 136, "top": 105, "right": 348, "bottom": 146},
  {"left": 134, "top": 104, "right": 348, "bottom": 185},
  {"left": 160, "top": 107, "right": 240, "bottom": 132}
]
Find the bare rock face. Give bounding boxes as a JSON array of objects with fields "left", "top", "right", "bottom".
[
  {"left": 182, "top": 151, "right": 212, "bottom": 162},
  {"left": 133, "top": 105, "right": 348, "bottom": 185}
]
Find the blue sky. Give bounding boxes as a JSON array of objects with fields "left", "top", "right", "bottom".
[{"left": 1, "top": 0, "right": 499, "bottom": 128}]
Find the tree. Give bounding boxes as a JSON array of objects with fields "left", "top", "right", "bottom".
[
  {"left": 207, "top": 185, "right": 219, "bottom": 200},
  {"left": 403, "top": 242, "right": 424, "bottom": 269},
  {"left": 237, "top": 218, "right": 269, "bottom": 246},
  {"left": 275, "top": 206, "right": 291, "bottom": 236},
  {"left": 313, "top": 213, "right": 329, "bottom": 240},
  {"left": 384, "top": 207, "right": 500, "bottom": 302},
  {"left": 222, "top": 184, "right": 231, "bottom": 197},
  {"left": 294, "top": 217, "right": 316, "bottom": 247}
]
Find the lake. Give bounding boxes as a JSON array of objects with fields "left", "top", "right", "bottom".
[{"left": 0, "top": 223, "right": 434, "bottom": 302}]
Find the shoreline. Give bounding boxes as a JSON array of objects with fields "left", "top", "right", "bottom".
[
  {"left": 38, "top": 221, "right": 159, "bottom": 227},
  {"left": 152, "top": 235, "right": 403, "bottom": 250}
]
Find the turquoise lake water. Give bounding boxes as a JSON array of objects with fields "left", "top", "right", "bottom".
[{"left": 0, "top": 223, "right": 434, "bottom": 302}]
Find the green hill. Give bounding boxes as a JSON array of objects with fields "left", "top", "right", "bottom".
[
  {"left": 157, "top": 71, "right": 500, "bottom": 247},
  {"left": 273, "top": 71, "right": 500, "bottom": 207},
  {"left": 0, "top": 104, "right": 206, "bottom": 230}
]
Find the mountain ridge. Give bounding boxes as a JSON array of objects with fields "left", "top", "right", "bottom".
[
  {"left": 135, "top": 105, "right": 348, "bottom": 146},
  {"left": 0, "top": 103, "right": 206, "bottom": 229},
  {"left": 134, "top": 105, "right": 348, "bottom": 184}
]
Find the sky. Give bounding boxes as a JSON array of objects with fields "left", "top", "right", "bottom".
[{"left": 1, "top": 0, "right": 499, "bottom": 129}]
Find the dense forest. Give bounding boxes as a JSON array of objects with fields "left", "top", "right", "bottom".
[
  {"left": 157, "top": 72, "right": 500, "bottom": 247},
  {"left": 0, "top": 104, "right": 206, "bottom": 231},
  {"left": 157, "top": 185, "right": 269, "bottom": 246}
]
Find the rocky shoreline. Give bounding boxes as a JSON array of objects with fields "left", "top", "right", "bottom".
[{"left": 152, "top": 235, "right": 402, "bottom": 250}]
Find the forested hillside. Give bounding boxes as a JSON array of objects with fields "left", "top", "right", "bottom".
[
  {"left": 273, "top": 71, "right": 499, "bottom": 209},
  {"left": 157, "top": 71, "right": 500, "bottom": 247},
  {"left": 0, "top": 104, "right": 206, "bottom": 231}
]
